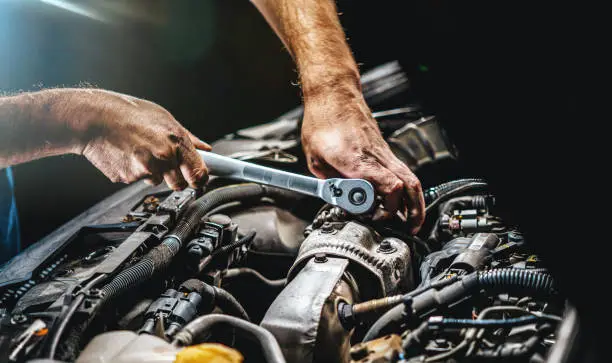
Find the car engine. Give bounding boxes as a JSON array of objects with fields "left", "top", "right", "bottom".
[{"left": 0, "top": 62, "right": 564, "bottom": 363}]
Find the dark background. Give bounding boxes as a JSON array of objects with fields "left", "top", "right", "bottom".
[{"left": 1, "top": 0, "right": 308, "bottom": 247}]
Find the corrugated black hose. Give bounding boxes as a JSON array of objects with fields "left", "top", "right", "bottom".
[
  {"left": 100, "top": 184, "right": 296, "bottom": 303},
  {"left": 423, "top": 178, "right": 486, "bottom": 205}
]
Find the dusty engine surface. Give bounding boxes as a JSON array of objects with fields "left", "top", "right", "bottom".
[{"left": 0, "top": 63, "right": 565, "bottom": 363}]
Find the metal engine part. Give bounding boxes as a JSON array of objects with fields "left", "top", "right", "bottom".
[
  {"left": 260, "top": 220, "right": 414, "bottom": 363},
  {"left": 289, "top": 221, "right": 414, "bottom": 299},
  {"left": 260, "top": 258, "right": 353, "bottom": 363}
]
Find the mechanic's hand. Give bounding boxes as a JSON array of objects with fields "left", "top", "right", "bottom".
[
  {"left": 302, "top": 93, "right": 425, "bottom": 233},
  {"left": 64, "top": 90, "right": 210, "bottom": 190}
]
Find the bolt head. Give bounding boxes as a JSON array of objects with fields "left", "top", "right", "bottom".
[
  {"left": 314, "top": 253, "right": 328, "bottom": 263},
  {"left": 349, "top": 188, "right": 367, "bottom": 205},
  {"left": 11, "top": 314, "right": 27, "bottom": 325},
  {"left": 321, "top": 222, "right": 334, "bottom": 233}
]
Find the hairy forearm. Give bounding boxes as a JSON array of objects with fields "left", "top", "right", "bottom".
[
  {"left": 251, "top": 0, "right": 362, "bottom": 102},
  {"left": 0, "top": 89, "right": 110, "bottom": 168}
]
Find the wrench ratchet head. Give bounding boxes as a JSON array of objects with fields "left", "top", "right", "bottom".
[{"left": 320, "top": 178, "right": 376, "bottom": 215}]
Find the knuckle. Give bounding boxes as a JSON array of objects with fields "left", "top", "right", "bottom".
[{"left": 406, "top": 178, "right": 421, "bottom": 191}]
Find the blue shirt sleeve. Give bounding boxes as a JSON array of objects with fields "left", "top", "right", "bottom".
[{"left": 0, "top": 167, "right": 20, "bottom": 265}]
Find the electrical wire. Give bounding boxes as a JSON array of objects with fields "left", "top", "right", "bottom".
[{"left": 47, "top": 273, "right": 108, "bottom": 359}]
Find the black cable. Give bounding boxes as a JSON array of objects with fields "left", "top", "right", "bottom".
[
  {"left": 212, "top": 231, "right": 256, "bottom": 256},
  {"left": 47, "top": 273, "right": 108, "bottom": 359},
  {"left": 363, "top": 269, "right": 555, "bottom": 341},
  {"left": 100, "top": 184, "right": 296, "bottom": 303},
  {"left": 430, "top": 315, "right": 542, "bottom": 328},
  {"left": 361, "top": 276, "right": 459, "bottom": 342}
]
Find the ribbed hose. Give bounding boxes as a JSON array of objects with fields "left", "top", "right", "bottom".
[
  {"left": 477, "top": 269, "right": 555, "bottom": 293},
  {"left": 424, "top": 179, "right": 486, "bottom": 204},
  {"left": 101, "top": 184, "right": 295, "bottom": 303}
]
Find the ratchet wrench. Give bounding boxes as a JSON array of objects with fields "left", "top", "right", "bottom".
[{"left": 198, "top": 151, "right": 375, "bottom": 215}]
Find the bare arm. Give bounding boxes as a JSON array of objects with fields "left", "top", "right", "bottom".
[
  {"left": 0, "top": 89, "right": 210, "bottom": 190},
  {"left": 251, "top": 0, "right": 425, "bottom": 232}
]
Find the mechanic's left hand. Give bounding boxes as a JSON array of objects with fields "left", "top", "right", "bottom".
[{"left": 301, "top": 91, "right": 425, "bottom": 234}]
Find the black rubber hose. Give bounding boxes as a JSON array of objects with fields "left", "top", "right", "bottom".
[
  {"left": 180, "top": 278, "right": 250, "bottom": 321},
  {"left": 423, "top": 179, "right": 486, "bottom": 204},
  {"left": 363, "top": 269, "right": 554, "bottom": 342},
  {"left": 100, "top": 184, "right": 292, "bottom": 302},
  {"left": 213, "top": 286, "right": 250, "bottom": 321},
  {"left": 477, "top": 269, "right": 555, "bottom": 293},
  {"left": 173, "top": 314, "right": 286, "bottom": 363},
  {"left": 212, "top": 231, "right": 256, "bottom": 256}
]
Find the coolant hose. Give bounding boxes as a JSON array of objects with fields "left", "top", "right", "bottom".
[
  {"left": 363, "top": 269, "right": 554, "bottom": 341},
  {"left": 101, "top": 184, "right": 296, "bottom": 303},
  {"left": 173, "top": 314, "right": 286, "bottom": 363}
]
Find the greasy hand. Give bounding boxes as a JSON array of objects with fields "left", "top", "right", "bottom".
[
  {"left": 64, "top": 90, "right": 210, "bottom": 190},
  {"left": 302, "top": 94, "right": 425, "bottom": 233}
]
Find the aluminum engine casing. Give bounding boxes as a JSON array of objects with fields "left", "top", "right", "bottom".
[
  {"left": 289, "top": 221, "right": 414, "bottom": 299},
  {"left": 260, "top": 220, "right": 414, "bottom": 363}
]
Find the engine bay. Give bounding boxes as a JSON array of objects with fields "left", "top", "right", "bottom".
[{"left": 0, "top": 63, "right": 565, "bottom": 363}]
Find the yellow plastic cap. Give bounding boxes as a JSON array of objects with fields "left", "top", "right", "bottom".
[{"left": 175, "top": 343, "right": 243, "bottom": 363}]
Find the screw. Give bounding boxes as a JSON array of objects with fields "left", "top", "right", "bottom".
[
  {"left": 314, "top": 253, "right": 328, "bottom": 263},
  {"left": 349, "top": 188, "right": 367, "bottom": 206}
]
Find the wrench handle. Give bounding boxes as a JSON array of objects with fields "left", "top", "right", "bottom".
[{"left": 199, "top": 151, "right": 322, "bottom": 197}]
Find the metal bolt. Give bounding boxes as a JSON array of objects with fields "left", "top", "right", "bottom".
[
  {"left": 377, "top": 240, "right": 396, "bottom": 254},
  {"left": 349, "top": 188, "right": 366, "bottom": 206},
  {"left": 321, "top": 222, "right": 334, "bottom": 233},
  {"left": 11, "top": 314, "right": 27, "bottom": 325},
  {"left": 314, "top": 253, "right": 328, "bottom": 263}
]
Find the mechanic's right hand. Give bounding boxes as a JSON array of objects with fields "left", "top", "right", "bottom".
[
  {"left": 301, "top": 91, "right": 425, "bottom": 234},
  {"left": 60, "top": 89, "right": 210, "bottom": 190}
]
